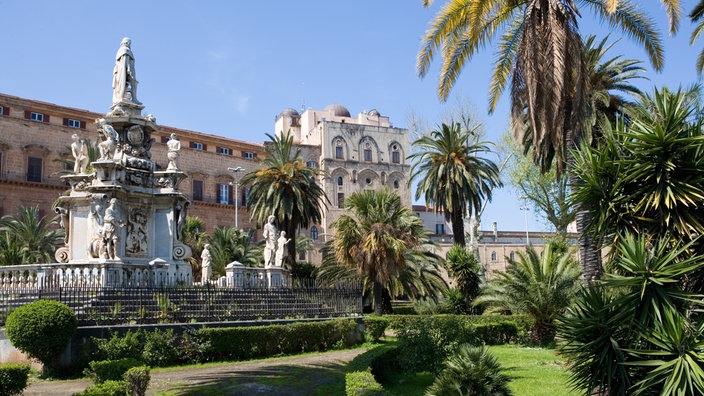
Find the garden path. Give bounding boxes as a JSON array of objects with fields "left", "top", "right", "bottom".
[{"left": 24, "top": 348, "right": 366, "bottom": 395}]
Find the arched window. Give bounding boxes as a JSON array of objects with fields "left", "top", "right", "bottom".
[
  {"left": 491, "top": 251, "right": 497, "bottom": 261},
  {"left": 393, "top": 180, "right": 399, "bottom": 189},
  {"left": 310, "top": 226, "right": 318, "bottom": 240},
  {"left": 391, "top": 144, "right": 401, "bottom": 164},
  {"left": 337, "top": 176, "right": 343, "bottom": 186},
  {"left": 509, "top": 251, "right": 515, "bottom": 261}
]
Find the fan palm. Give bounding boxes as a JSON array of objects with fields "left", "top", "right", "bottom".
[
  {"left": 0, "top": 206, "right": 63, "bottom": 264},
  {"left": 329, "top": 188, "right": 436, "bottom": 315},
  {"left": 474, "top": 241, "right": 581, "bottom": 344},
  {"left": 0, "top": 231, "right": 28, "bottom": 265},
  {"left": 242, "top": 131, "right": 328, "bottom": 268},
  {"left": 410, "top": 122, "right": 502, "bottom": 246}
]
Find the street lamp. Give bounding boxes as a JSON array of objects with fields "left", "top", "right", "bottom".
[
  {"left": 228, "top": 167, "right": 246, "bottom": 229},
  {"left": 519, "top": 206, "right": 530, "bottom": 245}
]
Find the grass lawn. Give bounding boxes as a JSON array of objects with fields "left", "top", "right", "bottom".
[{"left": 384, "top": 345, "right": 578, "bottom": 396}]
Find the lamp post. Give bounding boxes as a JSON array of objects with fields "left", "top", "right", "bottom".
[
  {"left": 519, "top": 206, "right": 530, "bottom": 245},
  {"left": 228, "top": 167, "right": 246, "bottom": 229}
]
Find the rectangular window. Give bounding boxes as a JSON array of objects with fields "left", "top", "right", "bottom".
[
  {"left": 217, "top": 147, "right": 232, "bottom": 155},
  {"left": 435, "top": 223, "right": 445, "bottom": 235},
  {"left": 337, "top": 192, "right": 345, "bottom": 209},
  {"left": 392, "top": 151, "right": 400, "bottom": 164},
  {"left": 67, "top": 119, "right": 82, "bottom": 128},
  {"left": 242, "top": 151, "right": 254, "bottom": 159},
  {"left": 27, "top": 156, "right": 42, "bottom": 182},
  {"left": 191, "top": 142, "right": 204, "bottom": 150},
  {"left": 30, "top": 112, "right": 44, "bottom": 122},
  {"left": 192, "top": 180, "right": 203, "bottom": 201},
  {"left": 0, "top": 106, "right": 4, "bottom": 116},
  {"left": 307, "top": 161, "right": 316, "bottom": 168},
  {"left": 217, "top": 183, "right": 233, "bottom": 205},
  {"left": 335, "top": 146, "right": 343, "bottom": 159},
  {"left": 364, "top": 149, "right": 372, "bottom": 162}
]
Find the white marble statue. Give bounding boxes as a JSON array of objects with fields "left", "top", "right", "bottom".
[
  {"left": 100, "top": 198, "right": 125, "bottom": 259},
  {"left": 97, "top": 119, "right": 118, "bottom": 161},
  {"left": 201, "top": 244, "right": 212, "bottom": 283},
  {"left": 262, "top": 215, "right": 277, "bottom": 267},
  {"left": 275, "top": 231, "right": 291, "bottom": 267},
  {"left": 112, "top": 37, "right": 139, "bottom": 104},
  {"left": 167, "top": 133, "right": 181, "bottom": 170},
  {"left": 71, "top": 134, "right": 89, "bottom": 174}
]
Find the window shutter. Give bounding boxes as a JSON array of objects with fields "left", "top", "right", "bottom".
[
  {"left": 241, "top": 151, "right": 245, "bottom": 158},
  {"left": 216, "top": 184, "right": 221, "bottom": 203},
  {"left": 202, "top": 144, "right": 208, "bottom": 151},
  {"left": 24, "top": 110, "right": 30, "bottom": 119},
  {"left": 63, "top": 118, "right": 69, "bottom": 126},
  {"left": 190, "top": 142, "right": 195, "bottom": 149},
  {"left": 161, "top": 136, "right": 169, "bottom": 144},
  {"left": 228, "top": 184, "right": 233, "bottom": 204},
  {"left": 44, "top": 114, "right": 50, "bottom": 123},
  {"left": 80, "top": 121, "right": 86, "bottom": 129}
]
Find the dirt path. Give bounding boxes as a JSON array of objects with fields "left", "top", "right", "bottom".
[{"left": 24, "top": 348, "right": 366, "bottom": 396}]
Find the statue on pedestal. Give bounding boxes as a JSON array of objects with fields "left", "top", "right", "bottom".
[
  {"left": 100, "top": 198, "right": 125, "bottom": 259},
  {"left": 262, "top": 215, "right": 277, "bottom": 267},
  {"left": 201, "top": 244, "right": 212, "bottom": 283},
  {"left": 275, "top": 231, "right": 291, "bottom": 267},
  {"left": 97, "top": 119, "right": 118, "bottom": 161},
  {"left": 167, "top": 133, "right": 181, "bottom": 170},
  {"left": 71, "top": 134, "right": 89, "bottom": 174},
  {"left": 113, "top": 37, "right": 140, "bottom": 105}
]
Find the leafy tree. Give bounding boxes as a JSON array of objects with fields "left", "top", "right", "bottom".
[
  {"left": 410, "top": 122, "right": 502, "bottom": 246},
  {"left": 0, "top": 206, "right": 63, "bottom": 264},
  {"left": 474, "top": 241, "right": 581, "bottom": 344},
  {"left": 242, "top": 131, "right": 328, "bottom": 267},
  {"left": 329, "top": 188, "right": 439, "bottom": 315},
  {"left": 206, "top": 226, "right": 258, "bottom": 277}
]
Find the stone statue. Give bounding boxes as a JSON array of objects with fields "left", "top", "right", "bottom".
[
  {"left": 262, "top": 215, "right": 277, "bottom": 267},
  {"left": 126, "top": 207, "right": 148, "bottom": 256},
  {"left": 112, "top": 37, "right": 139, "bottom": 104},
  {"left": 97, "top": 119, "right": 118, "bottom": 161},
  {"left": 201, "top": 244, "right": 212, "bottom": 283},
  {"left": 174, "top": 201, "right": 186, "bottom": 240},
  {"left": 71, "top": 134, "right": 89, "bottom": 174},
  {"left": 100, "top": 198, "right": 125, "bottom": 259},
  {"left": 275, "top": 231, "right": 291, "bottom": 267},
  {"left": 55, "top": 206, "right": 69, "bottom": 244},
  {"left": 167, "top": 133, "right": 181, "bottom": 170}
]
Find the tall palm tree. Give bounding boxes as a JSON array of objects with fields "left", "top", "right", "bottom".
[
  {"left": 418, "top": 1, "right": 662, "bottom": 175},
  {"left": 690, "top": 1, "right": 704, "bottom": 75},
  {"left": 410, "top": 122, "right": 502, "bottom": 246},
  {"left": 207, "top": 226, "right": 259, "bottom": 277},
  {"left": 474, "top": 241, "right": 581, "bottom": 344},
  {"left": 0, "top": 206, "right": 63, "bottom": 264},
  {"left": 330, "top": 188, "right": 433, "bottom": 315},
  {"left": 242, "top": 131, "right": 328, "bottom": 267}
]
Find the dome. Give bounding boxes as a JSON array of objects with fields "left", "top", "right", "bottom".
[
  {"left": 324, "top": 104, "right": 351, "bottom": 117},
  {"left": 367, "top": 109, "right": 381, "bottom": 116},
  {"left": 279, "top": 107, "right": 299, "bottom": 118}
]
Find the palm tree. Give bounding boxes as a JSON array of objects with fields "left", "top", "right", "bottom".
[
  {"left": 418, "top": 1, "right": 663, "bottom": 174},
  {"left": 0, "top": 232, "right": 27, "bottom": 265},
  {"left": 207, "top": 226, "right": 259, "bottom": 278},
  {"left": 242, "top": 131, "right": 328, "bottom": 268},
  {"left": 474, "top": 241, "right": 581, "bottom": 344},
  {"left": 52, "top": 138, "right": 100, "bottom": 175},
  {"left": 410, "top": 122, "right": 502, "bottom": 246},
  {"left": 445, "top": 244, "right": 482, "bottom": 311},
  {"left": 0, "top": 206, "right": 63, "bottom": 264},
  {"left": 425, "top": 345, "right": 513, "bottom": 396},
  {"left": 330, "top": 188, "right": 434, "bottom": 315},
  {"left": 181, "top": 216, "right": 207, "bottom": 275},
  {"left": 691, "top": 1, "right": 704, "bottom": 74}
]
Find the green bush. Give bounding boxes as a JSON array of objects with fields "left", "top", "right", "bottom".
[
  {"left": 124, "top": 366, "right": 150, "bottom": 396},
  {"left": 5, "top": 300, "right": 77, "bottom": 372},
  {"left": 0, "top": 363, "right": 31, "bottom": 396},
  {"left": 84, "top": 358, "right": 142, "bottom": 384},
  {"left": 74, "top": 380, "right": 128, "bottom": 396},
  {"left": 362, "top": 317, "right": 389, "bottom": 342},
  {"left": 425, "top": 345, "right": 513, "bottom": 396},
  {"left": 198, "top": 319, "right": 361, "bottom": 361},
  {"left": 142, "top": 329, "right": 177, "bottom": 367},
  {"left": 91, "top": 330, "right": 143, "bottom": 361},
  {"left": 346, "top": 343, "right": 397, "bottom": 396}
]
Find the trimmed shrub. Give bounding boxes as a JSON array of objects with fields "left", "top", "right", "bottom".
[
  {"left": 5, "top": 300, "right": 77, "bottom": 372},
  {"left": 0, "top": 363, "right": 31, "bottom": 396},
  {"left": 345, "top": 343, "right": 397, "bottom": 396},
  {"left": 91, "top": 330, "right": 143, "bottom": 361},
  {"left": 142, "top": 329, "right": 177, "bottom": 367},
  {"left": 362, "top": 317, "right": 389, "bottom": 342},
  {"left": 74, "top": 380, "right": 128, "bottom": 396},
  {"left": 425, "top": 345, "right": 513, "bottom": 396},
  {"left": 84, "top": 358, "right": 142, "bottom": 384},
  {"left": 124, "top": 366, "right": 150, "bottom": 396}
]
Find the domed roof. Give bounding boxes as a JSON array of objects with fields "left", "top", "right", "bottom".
[
  {"left": 324, "top": 104, "right": 351, "bottom": 117},
  {"left": 279, "top": 107, "right": 300, "bottom": 118},
  {"left": 367, "top": 109, "right": 381, "bottom": 116}
]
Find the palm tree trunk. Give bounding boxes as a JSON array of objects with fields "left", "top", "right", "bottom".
[
  {"left": 568, "top": 156, "right": 603, "bottom": 282},
  {"left": 373, "top": 279, "right": 384, "bottom": 316},
  {"left": 451, "top": 210, "right": 466, "bottom": 246}
]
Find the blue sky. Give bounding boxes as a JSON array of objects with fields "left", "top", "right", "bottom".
[{"left": 1, "top": 1, "right": 701, "bottom": 232}]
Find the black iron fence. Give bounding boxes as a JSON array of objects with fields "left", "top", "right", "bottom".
[{"left": 0, "top": 282, "right": 362, "bottom": 326}]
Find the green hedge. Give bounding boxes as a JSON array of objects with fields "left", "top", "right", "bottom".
[
  {"left": 74, "top": 380, "right": 128, "bottom": 396},
  {"left": 0, "top": 363, "right": 31, "bottom": 396},
  {"left": 197, "top": 319, "right": 361, "bottom": 362},
  {"left": 84, "top": 358, "right": 143, "bottom": 384},
  {"left": 345, "top": 343, "right": 397, "bottom": 396},
  {"left": 362, "top": 317, "right": 390, "bottom": 342}
]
